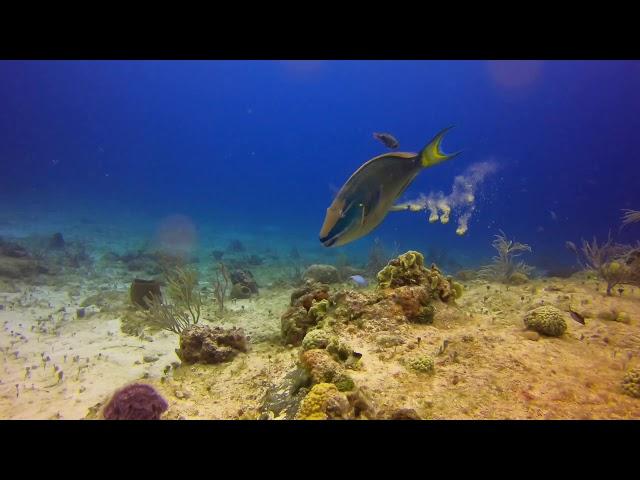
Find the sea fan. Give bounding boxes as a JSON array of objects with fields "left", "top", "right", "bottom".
[{"left": 621, "top": 209, "right": 640, "bottom": 229}]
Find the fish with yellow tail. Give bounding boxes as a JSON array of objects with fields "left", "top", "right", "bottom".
[{"left": 319, "top": 127, "right": 462, "bottom": 247}]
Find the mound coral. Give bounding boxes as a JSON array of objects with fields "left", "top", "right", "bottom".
[
  {"left": 295, "top": 383, "right": 350, "bottom": 420},
  {"left": 303, "top": 264, "right": 339, "bottom": 284},
  {"left": 407, "top": 355, "right": 435, "bottom": 374},
  {"left": 621, "top": 369, "right": 640, "bottom": 398},
  {"left": 301, "top": 328, "right": 335, "bottom": 351},
  {"left": 523, "top": 306, "right": 567, "bottom": 337},
  {"left": 103, "top": 383, "right": 168, "bottom": 420}
]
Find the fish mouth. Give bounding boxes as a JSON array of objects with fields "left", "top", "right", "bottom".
[{"left": 320, "top": 235, "right": 338, "bottom": 247}]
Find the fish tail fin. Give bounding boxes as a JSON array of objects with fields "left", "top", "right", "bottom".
[{"left": 420, "top": 126, "right": 462, "bottom": 168}]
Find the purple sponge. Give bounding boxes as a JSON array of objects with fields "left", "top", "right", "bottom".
[{"left": 103, "top": 383, "right": 168, "bottom": 420}]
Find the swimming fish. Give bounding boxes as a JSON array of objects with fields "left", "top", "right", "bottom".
[
  {"left": 348, "top": 275, "right": 369, "bottom": 288},
  {"left": 373, "top": 132, "right": 399, "bottom": 149},
  {"left": 320, "top": 127, "right": 461, "bottom": 247},
  {"left": 569, "top": 309, "right": 585, "bottom": 325}
]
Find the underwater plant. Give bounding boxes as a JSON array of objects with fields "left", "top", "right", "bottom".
[
  {"left": 141, "top": 266, "right": 202, "bottom": 334},
  {"left": 575, "top": 235, "right": 640, "bottom": 295},
  {"left": 143, "top": 294, "right": 195, "bottom": 334},
  {"left": 165, "top": 266, "right": 201, "bottom": 324},
  {"left": 598, "top": 240, "right": 640, "bottom": 289},
  {"left": 212, "top": 262, "right": 230, "bottom": 315},
  {"left": 478, "top": 230, "right": 534, "bottom": 284}
]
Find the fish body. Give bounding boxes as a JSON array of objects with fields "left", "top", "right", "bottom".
[
  {"left": 348, "top": 275, "right": 369, "bottom": 287},
  {"left": 320, "top": 127, "right": 461, "bottom": 247},
  {"left": 373, "top": 132, "right": 400, "bottom": 149},
  {"left": 569, "top": 309, "right": 585, "bottom": 325}
]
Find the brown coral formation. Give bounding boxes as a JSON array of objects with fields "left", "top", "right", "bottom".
[
  {"left": 175, "top": 324, "right": 249, "bottom": 364},
  {"left": 280, "top": 281, "right": 331, "bottom": 345}
]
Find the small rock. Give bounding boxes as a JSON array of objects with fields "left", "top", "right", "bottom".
[
  {"left": 521, "top": 331, "right": 540, "bottom": 341},
  {"left": 303, "top": 264, "right": 339, "bottom": 284},
  {"left": 174, "top": 389, "right": 191, "bottom": 399},
  {"left": 615, "top": 312, "right": 631, "bottom": 324},
  {"left": 389, "top": 408, "right": 421, "bottom": 420},
  {"left": 143, "top": 354, "right": 159, "bottom": 363}
]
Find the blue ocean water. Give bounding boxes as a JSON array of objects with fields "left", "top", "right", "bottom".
[{"left": 1, "top": 60, "right": 639, "bottom": 272}]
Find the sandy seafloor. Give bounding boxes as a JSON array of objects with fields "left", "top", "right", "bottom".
[{"left": 1, "top": 212, "right": 640, "bottom": 420}]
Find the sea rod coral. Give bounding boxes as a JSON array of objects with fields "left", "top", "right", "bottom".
[{"left": 478, "top": 230, "right": 534, "bottom": 284}]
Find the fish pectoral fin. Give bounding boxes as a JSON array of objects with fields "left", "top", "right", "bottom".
[{"left": 359, "top": 203, "right": 366, "bottom": 226}]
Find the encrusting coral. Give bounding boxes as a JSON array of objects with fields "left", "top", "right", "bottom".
[
  {"left": 281, "top": 281, "right": 331, "bottom": 345},
  {"left": 295, "top": 383, "right": 350, "bottom": 420}
]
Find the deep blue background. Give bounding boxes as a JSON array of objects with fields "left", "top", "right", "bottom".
[{"left": 1, "top": 60, "right": 639, "bottom": 267}]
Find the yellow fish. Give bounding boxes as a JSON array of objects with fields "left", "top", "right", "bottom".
[{"left": 320, "top": 127, "right": 461, "bottom": 247}]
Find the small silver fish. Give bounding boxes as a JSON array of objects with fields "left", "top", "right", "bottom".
[
  {"left": 569, "top": 309, "right": 585, "bottom": 325},
  {"left": 348, "top": 275, "right": 368, "bottom": 288}
]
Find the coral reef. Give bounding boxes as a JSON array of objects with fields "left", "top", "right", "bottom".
[
  {"left": 621, "top": 369, "right": 640, "bottom": 398},
  {"left": 299, "top": 349, "right": 355, "bottom": 391},
  {"left": 102, "top": 383, "right": 168, "bottom": 420},
  {"left": 377, "top": 250, "right": 427, "bottom": 288},
  {"left": 295, "top": 383, "right": 350, "bottom": 420},
  {"left": 303, "top": 264, "right": 339, "bottom": 284},
  {"left": 478, "top": 231, "right": 534, "bottom": 284},
  {"left": 175, "top": 324, "right": 249, "bottom": 364},
  {"left": 523, "top": 306, "right": 567, "bottom": 337},
  {"left": 376, "top": 251, "right": 462, "bottom": 305}
]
